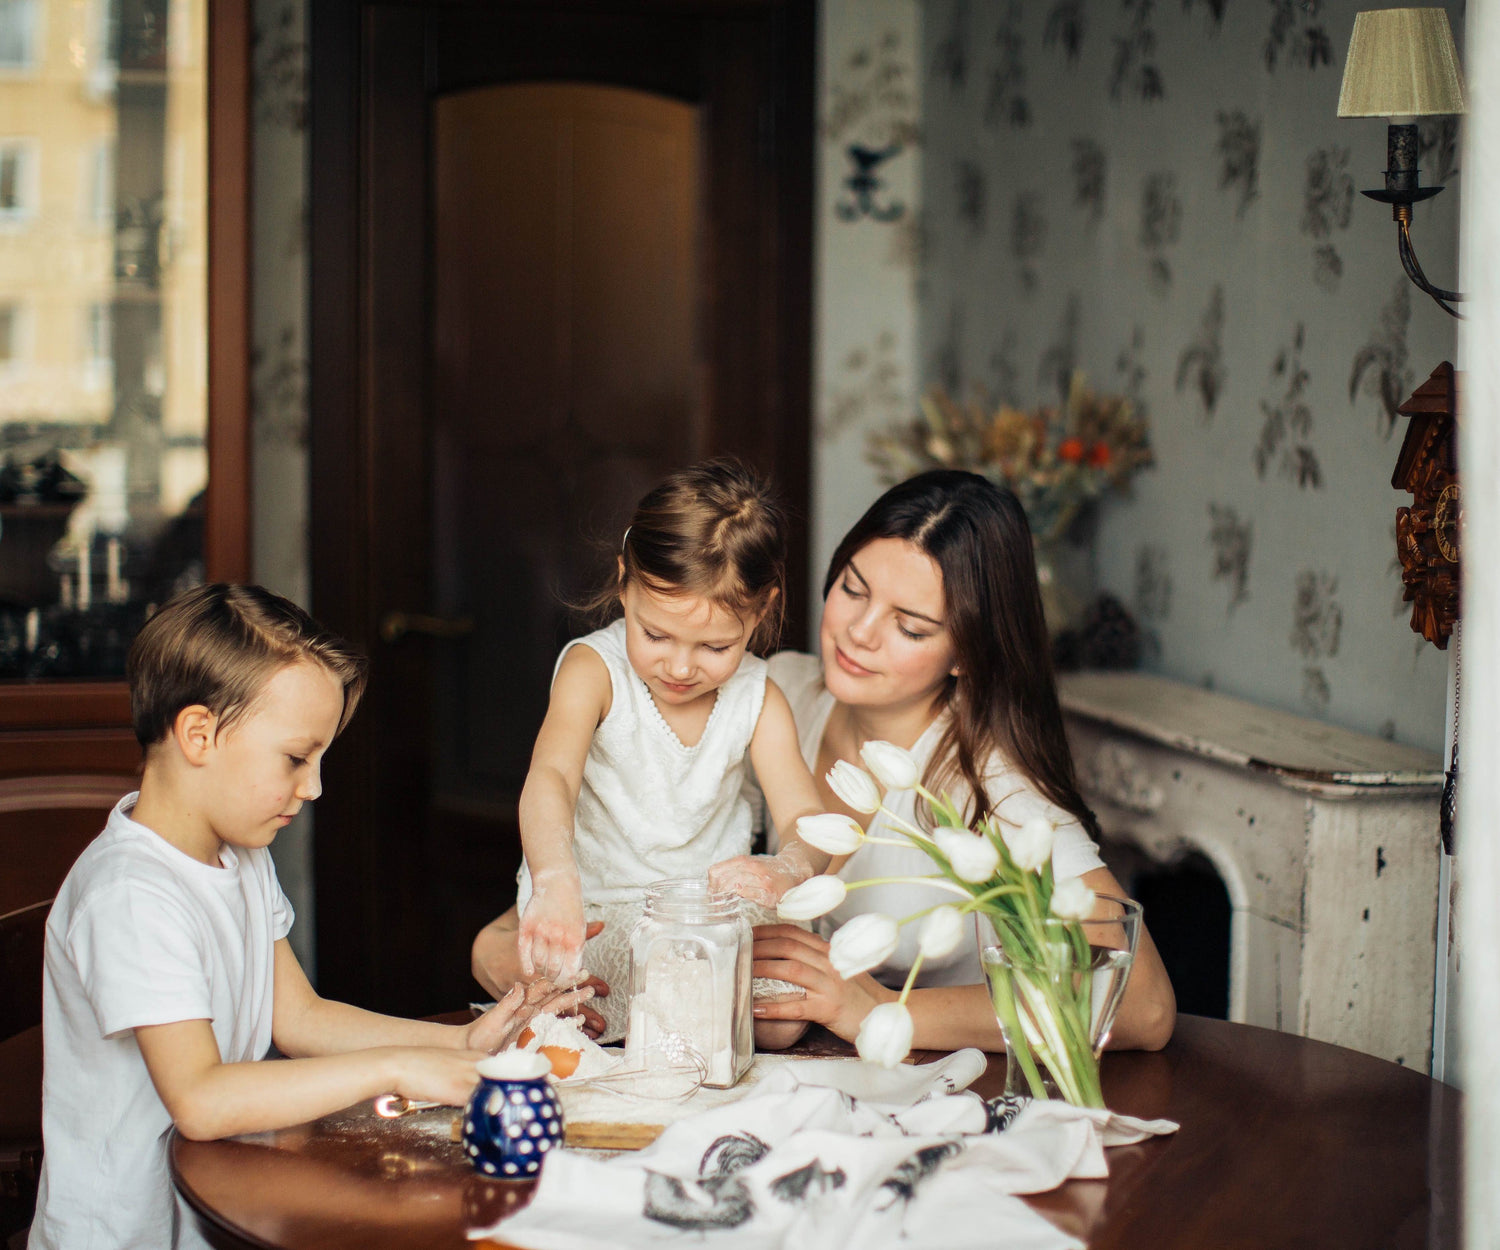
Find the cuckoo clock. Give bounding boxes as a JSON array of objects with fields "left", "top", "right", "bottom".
[{"left": 1391, "top": 361, "right": 1460, "bottom": 649}]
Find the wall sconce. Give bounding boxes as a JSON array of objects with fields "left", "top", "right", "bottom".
[{"left": 1338, "top": 7, "right": 1467, "bottom": 316}]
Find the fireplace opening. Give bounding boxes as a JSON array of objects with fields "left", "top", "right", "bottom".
[{"left": 1100, "top": 842, "right": 1231, "bottom": 1019}]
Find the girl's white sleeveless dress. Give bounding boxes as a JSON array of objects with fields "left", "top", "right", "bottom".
[{"left": 516, "top": 618, "right": 768, "bottom": 1039}]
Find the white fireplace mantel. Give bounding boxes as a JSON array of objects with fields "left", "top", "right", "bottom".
[{"left": 1059, "top": 671, "right": 1445, "bottom": 1071}]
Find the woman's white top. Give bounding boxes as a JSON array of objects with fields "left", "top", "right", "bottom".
[
  {"left": 516, "top": 619, "right": 768, "bottom": 1039},
  {"left": 763, "top": 651, "right": 1105, "bottom": 988}
]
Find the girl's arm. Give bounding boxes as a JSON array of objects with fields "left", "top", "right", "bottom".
[
  {"left": 515, "top": 645, "right": 612, "bottom": 980},
  {"left": 709, "top": 681, "right": 831, "bottom": 905}
]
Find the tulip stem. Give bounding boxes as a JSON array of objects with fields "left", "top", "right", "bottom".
[{"left": 843, "top": 875, "right": 976, "bottom": 901}]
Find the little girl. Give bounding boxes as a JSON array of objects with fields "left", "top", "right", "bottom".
[{"left": 513, "top": 459, "right": 828, "bottom": 1039}]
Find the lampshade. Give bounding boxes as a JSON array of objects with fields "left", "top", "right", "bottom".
[{"left": 1337, "top": 8, "right": 1467, "bottom": 118}]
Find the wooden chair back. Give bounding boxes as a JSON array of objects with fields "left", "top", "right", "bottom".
[
  {"left": 0, "top": 774, "right": 136, "bottom": 916},
  {"left": 0, "top": 901, "right": 49, "bottom": 1044}
]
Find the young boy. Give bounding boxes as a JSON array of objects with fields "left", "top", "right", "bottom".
[{"left": 28, "top": 584, "right": 590, "bottom": 1249}]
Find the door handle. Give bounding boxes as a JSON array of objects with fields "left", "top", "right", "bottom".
[{"left": 379, "top": 611, "right": 475, "bottom": 644}]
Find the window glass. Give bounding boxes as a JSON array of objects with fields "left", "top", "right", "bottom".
[{"left": 0, "top": 0, "right": 206, "bottom": 679}]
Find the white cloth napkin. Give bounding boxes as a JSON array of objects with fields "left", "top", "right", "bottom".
[{"left": 470, "top": 1052, "right": 1177, "bottom": 1249}]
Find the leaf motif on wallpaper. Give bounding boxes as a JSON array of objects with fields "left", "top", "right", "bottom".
[
  {"left": 1215, "top": 112, "right": 1260, "bottom": 217},
  {"left": 1264, "top": 0, "right": 1333, "bottom": 72},
  {"left": 1044, "top": 0, "right": 1088, "bottom": 64},
  {"left": 1115, "top": 325, "right": 1149, "bottom": 411},
  {"left": 1038, "top": 294, "right": 1082, "bottom": 402},
  {"left": 253, "top": 1, "right": 308, "bottom": 131},
  {"left": 1348, "top": 280, "right": 1413, "bottom": 439},
  {"left": 989, "top": 327, "right": 1023, "bottom": 405},
  {"left": 821, "top": 330, "right": 905, "bottom": 442},
  {"left": 1140, "top": 172, "right": 1182, "bottom": 292},
  {"left": 1071, "top": 139, "right": 1108, "bottom": 226},
  {"left": 1183, "top": 0, "right": 1230, "bottom": 30},
  {"left": 251, "top": 324, "right": 310, "bottom": 448},
  {"left": 986, "top": 3, "right": 1032, "bottom": 128},
  {"left": 931, "top": 0, "right": 971, "bottom": 92},
  {"left": 1418, "top": 117, "right": 1461, "bottom": 185},
  {"left": 824, "top": 29, "right": 920, "bottom": 150},
  {"left": 1135, "top": 544, "right": 1173, "bottom": 622},
  {"left": 1255, "top": 323, "right": 1322, "bottom": 488},
  {"left": 956, "top": 159, "right": 987, "bottom": 235},
  {"left": 1011, "top": 192, "right": 1047, "bottom": 295},
  {"left": 1175, "top": 285, "right": 1226, "bottom": 419},
  {"left": 1301, "top": 147, "right": 1354, "bottom": 238},
  {"left": 1110, "top": 0, "right": 1166, "bottom": 102},
  {"left": 1291, "top": 570, "right": 1342, "bottom": 659},
  {"left": 1311, "top": 244, "right": 1343, "bottom": 293},
  {"left": 1207, "top": 504, "right": 1252, "bottom": 612},
  {"left": 1301, "top": 666, "right": 1332, "bottom": 711},
  {"left": 835, "top": 145, "right": 906, "bottom": 223}
]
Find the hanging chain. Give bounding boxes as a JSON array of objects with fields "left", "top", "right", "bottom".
[{"left": 1440, "top": 621, "right": 1460, "bottom": 855}]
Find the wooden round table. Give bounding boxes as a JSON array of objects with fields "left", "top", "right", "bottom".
[{"left": 171, "top": 1015, "right": 1460, "bottom": 1248}]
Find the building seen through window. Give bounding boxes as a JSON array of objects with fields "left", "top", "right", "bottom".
[{"left": 0, "top": 0, "right": 206, "bottom": 679}]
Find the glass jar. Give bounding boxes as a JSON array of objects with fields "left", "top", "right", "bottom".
[{"left": 625, "top": 879, "right": 752, "bottom": 1088}]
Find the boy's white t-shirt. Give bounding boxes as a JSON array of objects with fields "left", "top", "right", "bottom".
[{"left": 29, "top": 794, "right": 293, "bottom": 1250}]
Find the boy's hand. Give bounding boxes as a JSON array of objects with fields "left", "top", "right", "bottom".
[
  {"left": 464, "top": 980, "right": 598, "bottom": 1054},
  {"left": 709, "top": 843, "right": 819, "bottom": 908},
  {"left": 392, "top": 1046, "right": 495, "bottom": 1109},
  {"left": 519, "top": 863, "right": 587, "bottom": 982}
]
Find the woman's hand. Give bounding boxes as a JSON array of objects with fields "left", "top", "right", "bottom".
[{"left": 751, "top": 923, "right": 895, "bottom": 1043}]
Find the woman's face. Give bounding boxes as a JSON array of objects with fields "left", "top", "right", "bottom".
[{"left": 818, "top": 537, "right": 958, "bottom": 713}]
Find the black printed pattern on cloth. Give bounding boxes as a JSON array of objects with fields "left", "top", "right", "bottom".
[
  {"left": 769, "top": 1160, "right": 849, "bottom": 1205},
  {"left": 875, "top": 1142, "right": 966, "bottom": 1210},
  {"left": 642, "top": 1133, "right": 770, "bottom": 1231},
  {"left": 984, "top": 1094, "right": 1033, "bottom": 1133}
]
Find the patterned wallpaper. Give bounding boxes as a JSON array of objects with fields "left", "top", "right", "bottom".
[
  {"left": 811, "top": 0, "right": 926, "bottom": 606},
  {"left": 917, "top": 0, "right": 1461, "bottom": 750}
]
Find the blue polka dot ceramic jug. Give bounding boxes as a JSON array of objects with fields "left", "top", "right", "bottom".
[{"left": 462, "top": 1051, "right": 564, "bottom": 1178}]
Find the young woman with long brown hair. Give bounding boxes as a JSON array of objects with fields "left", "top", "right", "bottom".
[{"left": 751, "top": 469, "right": 1176, "bottom": 1052}]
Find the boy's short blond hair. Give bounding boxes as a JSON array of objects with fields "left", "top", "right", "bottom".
[{"left": 126, "top": 583, "right": 368, "bottom": 749}]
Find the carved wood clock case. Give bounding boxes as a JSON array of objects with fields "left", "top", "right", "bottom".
[{"left": 1392, "top": 361, "right": 1460, "bottom": 650}]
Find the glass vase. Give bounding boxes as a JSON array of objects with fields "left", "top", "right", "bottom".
[{"left": 979, "top": 895, "right": 1141, "bottom": 1108}]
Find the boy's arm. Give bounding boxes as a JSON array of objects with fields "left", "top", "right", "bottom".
[
  {"left": 270, "top": 940, "right": 594, "bottom": 1057},
  {"left": 516, "top": 645, "right": 611, "bottom": 980},
  {"left": 136, "top": 1017, "right": 486, "bottom": 1141},
  {"left": 709, "top": 681, "right": 831, "bottom": 906}
]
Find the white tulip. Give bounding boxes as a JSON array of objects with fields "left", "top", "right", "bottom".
[
  {"left": 917, "top": 905, "right": 966, "bottom": 959},
  {"left": 795, "top": 812, "right": 866, "bottom": 856},
  {"left": 856, "top": 1001, "right": 915, "bottom": 1068},
  {"left": 858, "top": 740, "right": 920, "bottom": 791},
  {"left": 776, "top": 875, "right": 848, "bottom": 921},
  {"left": 828, "top": 913, "right": 901, "bottom": 978},
  {"left": 1004, "top": 816, "right": 1055, "bottom": 873},
  {"left": 826, "top": 760, "right": 882, "bottom": 814},
  {"left": 1050, "top": 877, "right": 1097, "bottom": 921},
  {"left": 934, "top": 828, "right": 1001, "bottom": 883}
]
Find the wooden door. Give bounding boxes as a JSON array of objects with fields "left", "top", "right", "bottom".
[{"left": 310, "top": 1, "right": 812, "bottom": 1015}]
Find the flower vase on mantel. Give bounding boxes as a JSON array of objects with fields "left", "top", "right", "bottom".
[
  {"left": 774, "top": 739, "right": 1143, "bottom": 1109},
  {"left": 981, "top": 898, "right": 1141, "bottom": 1108}
]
